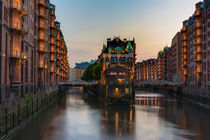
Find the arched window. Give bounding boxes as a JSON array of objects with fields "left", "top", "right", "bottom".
[
  {"left": 119, "top": 57, "right": 122, "bottom": 62},
  {"left": 115, "top": 57, "right": 118, "bottom": 63},
  {"left": 123, "top": 57, "right": 127, "bottom": 63},
  {"left": 105, "top": 57, "right": 109, "bottom": 62},
  {"left": 110, "top": 57, "right": 114, "bottom": 63}
]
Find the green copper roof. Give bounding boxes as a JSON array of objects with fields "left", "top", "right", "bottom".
[
  {"left": 164, "top": 46, "right": 170, "bottom": 51},
  {"left": 49, "top": 5, "right": 53, "bottom": 10},
  {"left": 115, "top": 46, "right": 122, "bottom": 50},
  {"left": 200, "top": 4, "right": 204, "bottom": 9},
  {"left": 159, "top": 51, "right": 164, "bottom": 56},
  {"left": 126, "top": 41, "right": 133, "bottom": 50},
  {"left": 185, "top": 22, "right": 189, "bottom": 27},
  {"left": 56, "top": 23, "right": 60, "bottom": 28}
]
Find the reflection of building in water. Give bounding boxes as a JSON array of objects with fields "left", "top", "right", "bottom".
[
  {"left": 65, "top": 90, "right": 84, "bottom": 106},
  {"left": 135, "top": 95, "right": 161, "bottom": 107},
  {"left": 156, "top": 95, "right": 210, "bottom": 140},
  {"left": 100, "top": 107, "right": 135, "bottom": 138}
]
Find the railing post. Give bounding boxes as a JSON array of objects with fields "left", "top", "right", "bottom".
[
  {"left": 5, "top": 108, "right": 7, "bottom": 135},
  {"left": 105, "top": 84, "right": 108, "bottom": 104},
  {"left": 27, "top": 100, "right": 29, "bottom": 119},
  {"left": 37, "top": 96, "right": 38, "bottom": 112},
  {"left": 32, "top": 98, "right": 34, "bottom": 115},
  {"left": 13, "top": 112, "right": 15, "bottom": 128},
  {"left": 18, "top": 104, "right": 20, "bottom": 125}
]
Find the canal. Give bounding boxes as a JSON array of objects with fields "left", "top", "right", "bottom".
[{"left": 8, "top": 88, "right": 210, "bottom": 140}]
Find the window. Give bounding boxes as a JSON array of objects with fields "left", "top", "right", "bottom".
[
  {"left": 123, "top": 57, "right": 127, "bottom": 62},
  {"left": 110, "top": 57, "right": 114, "bottom": 63},
  {"left": 105, "top": 57, "right": 109, "bottom": 62},
  {"left": 115, "top": 57, "right": 118, "bottom": 63},
  {"left": 119, "top": 57, "right": 122, "bottom": 62}
]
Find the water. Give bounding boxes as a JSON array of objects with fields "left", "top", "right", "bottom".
[{"left": 9, "top": 88, "right": 210, "bottom": 140}]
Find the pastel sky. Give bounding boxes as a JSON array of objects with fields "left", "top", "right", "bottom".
[{"left": 51, "top": 0, "right": 200, "bottom": 66}]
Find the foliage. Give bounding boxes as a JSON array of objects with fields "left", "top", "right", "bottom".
[{"left": 81, "top": 62, "right": 101, "bottom": 81}]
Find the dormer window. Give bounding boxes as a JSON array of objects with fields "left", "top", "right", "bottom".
[
  {"left": 115, "top": 46, "right": 122, "bottom": 54},
  {"left": 108, "top": 47, "right": 112, "bottom": 53}
]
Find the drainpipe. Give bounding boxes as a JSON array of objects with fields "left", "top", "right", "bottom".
[{"left": 0, "top": 1, "right": 2, "bottom": 104}]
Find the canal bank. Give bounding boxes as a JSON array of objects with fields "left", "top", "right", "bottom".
[
  {"left": 0, "top": 86, "right": 68, "bottom": 140},
  {"left": 6, "top": 88, "right": 210, "bottom": 140}
]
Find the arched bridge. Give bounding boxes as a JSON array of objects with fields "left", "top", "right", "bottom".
[{"left": 59, "top": 80, "right": 98, "bottom": 87}]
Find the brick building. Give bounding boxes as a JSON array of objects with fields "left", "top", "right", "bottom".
[
  {"left": 136, "top": 59, "right": 157, "bottom": 82},
  {"left": 168, "top": 32, "right": 182, "bottom": 83},
  {"left": 100, "top": 37, "right": 136, "bottom": 84},
  {"left": 157, "top": 46, "right": 170, "bottom": 80},
  {"left": 0, "top": 0, "right": 69, "bottom": 113}
]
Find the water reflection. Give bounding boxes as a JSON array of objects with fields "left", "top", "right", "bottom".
[
  {"left": 100, "top": 106, "right": 135, "bottom": 139},
  {"left": 8, "top": 88, "right": 210, "bottom": 140}
]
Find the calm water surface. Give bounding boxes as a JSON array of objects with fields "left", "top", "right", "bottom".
[{"left": 9, "top": 88, "right": 210, "bottom": 140}]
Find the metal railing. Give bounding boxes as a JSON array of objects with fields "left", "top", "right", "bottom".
[{"left": 0, "top": 92, "right": 58, "bottom": 138}]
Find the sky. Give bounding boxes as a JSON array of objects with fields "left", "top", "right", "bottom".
[{"left": 51, "top": 0, "right": 200, "bottom": 67}]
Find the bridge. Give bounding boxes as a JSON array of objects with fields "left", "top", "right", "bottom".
[
  {"left": 59, "top": 80, "right": 98, "bottom": 87},
  {"left": 135, "top": 80, "right": 178, "bottom": 87},
  {"left": 59, "top": 80, "right": 135, "bottom": 105}
]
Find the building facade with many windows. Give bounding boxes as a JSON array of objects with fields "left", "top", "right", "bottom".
[
  {"left": 136, "top": 59, "right": 157, "bottom": 82},
  {"left": 0, "top": 0, "right": 69, "bottom": 113}
]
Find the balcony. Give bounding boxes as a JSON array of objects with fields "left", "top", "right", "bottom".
[
  {"left": 39, "top": 22, "right": 48, "bottom": 31},
  {"left": 197, "top": 66, "right": 202, "bottom": 73},
  {"left": 39, "top": 64, "right": 48, "bottom": 69},
  {"left": 182, "top": 26, "right": 187, "bottom": 32},
  {"left": 50, "top": 32, "right": 57, "bottom": 37},
  {"left": 50, "top": 56, "right": 56, "bottom": 62},
  {"left": 39, "top": 46, "right": 48, "bottom": 53},
  {"left": 10, "top": 22, "right": 28, "bottom": 34},
  {"left": 195, "top": 10, "right": 201, "bottom": 17},
  {"left": 196, "top": 22, "right": 201, "bottom": 28},
  {"left": 10, "top": 1, "right": 28, "bottom": 16},
  {"left": 196, "top": 55, "right": 202, "bottom": 62},
  {"left": 38, "top": 0, "right": 49, "bottom": 8},
  {"left": 39, "top": 35, "right": 48, "bottom": 42},
  {"left": 10, "top": 50, "right": 27, "bottom": 60},
  {"left": 197, "top": 46, "right": 201, "bottom": 53},
  {"left": 196, "top": 30, "right": 201, "bottom": 36},
  {"left": 39, "top": 10, "right": 48, "bottom": 19},
  {"left": 50, "top": 22, "right": 57, "bottom": 29},
  {"left": 50, "top": 47, "right": 56, "bottom": 53},
  {"left": 50, "top": 39, "right": 56, "bottom": 45},
  {"left": 50, "top": 68, "right": 56, "bottom": 73}
]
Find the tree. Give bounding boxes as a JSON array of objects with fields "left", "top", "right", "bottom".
[
  {"left": 93, "top": 63, "right": 101, "bottom": 80},
  {"left": 81, "top": 63, "right": 101, "bottom": 81}
]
